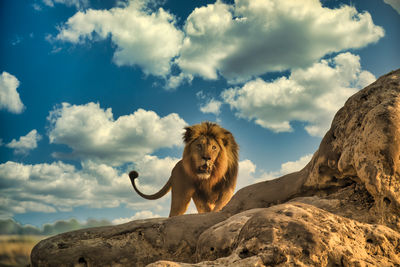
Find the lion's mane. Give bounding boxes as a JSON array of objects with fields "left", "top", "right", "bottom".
[{"left": 182, "top": 122, "right": 239, "bottom": 190}]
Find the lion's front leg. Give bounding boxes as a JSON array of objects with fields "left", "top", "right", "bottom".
[
  {"left": 192, "top": 194, "right": 214, "bottom": 213},
  {"left": 213, "top": 187, "right": 235, "bottom": 212}
]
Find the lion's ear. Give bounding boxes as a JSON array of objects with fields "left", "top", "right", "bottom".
[
  {"left": 183, "top": 126, "right": 193, "bottom": 144},
  {"left": 222, "top": 131, "right": 232, "bottom": 146}
]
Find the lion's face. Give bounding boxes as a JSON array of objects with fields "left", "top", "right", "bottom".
[
  {"left": 190, "top": 136, "right": 221, "bottom": 179},
  {"left": 182, "top": 122, "right": 238, "bottom": 182}
]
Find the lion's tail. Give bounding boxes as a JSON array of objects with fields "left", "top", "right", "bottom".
[{"left": 129, "top": 171, "right": 172, "bottom": 200}]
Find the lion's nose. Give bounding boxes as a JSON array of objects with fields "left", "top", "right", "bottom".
[{"left": 202, "top": 156, "right": 211, "bottom": 161}]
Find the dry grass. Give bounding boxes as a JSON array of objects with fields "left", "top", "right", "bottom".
[{"left": 0, "top": 235, "right": 48, "bottom": 267}]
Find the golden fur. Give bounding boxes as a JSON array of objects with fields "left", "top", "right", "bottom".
[{"left": 129, "top": 122, "right": 239, "bottom": 216}]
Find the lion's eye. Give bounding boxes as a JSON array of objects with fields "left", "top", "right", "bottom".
[
  {"left": 212, "top": 145, "right": 217, "bottom": 150},
  {"left": 197, "top": 144, "right": 202, "bottom": 150}
]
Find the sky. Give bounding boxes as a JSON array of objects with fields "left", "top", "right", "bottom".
[{"left": 0, "top": 0, "right": 399, "bottom": 229}]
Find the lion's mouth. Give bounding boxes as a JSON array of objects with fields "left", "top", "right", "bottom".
[{"left": 197, "top": 164, "right": 211, "bottom": 174}]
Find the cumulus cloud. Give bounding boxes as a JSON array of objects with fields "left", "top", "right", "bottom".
[
  {"left": 177, "top": 0, "right": 384, "bottom": 83},
  {"left": 0, "top": 161, "right": 96, "bottom": 216},
  {"left": 383, "top": 0, "right": 400, "bottom": 14},
  {"left": 0, "top": 153, "right": 313, "bottom": 219},
  {"left": 165, "top": 72, "right": 193, "bottom": 90},
  {"left": 50, "top": 0, "right": 384, "bottom": 88},
  {"left": 131, "top": 155, "right": 179, "bottom": 192},
  {"left": 47, "top": 102, "right": 186, "bottom": 164},
  {"left": 0, "top": 154, "right": 177, "bottom": 218},
  {"left": 196, "top": 91, "right": 222, "bottom": 116},
  {"left": 222, "top": 52, "right": 376, "bottom": 137},
  {"left": 54, "top": 0, "right": 183, "bottom": 76},
  {"left": 263, "top": 154, "right": 313, "bottom": 181},
  {"left": 236, "top": 154, "right": 313, "bottom": 190},
  {"left": 42, "top": 0, "right": 89, "bottom": 10},
  {"left": 112, "top": 210, "right": 161, "bottom": 224},
  {"left": 235, "top": 159, "right": 257, "bottom": 190},
  {"left": 0, "top": 99, "right": 185, "bottom": 219},
  {"left": 200, "top": 98, "right": 222, "bottom": 115},
  {"left": 0, "top": 72, "right": 25, "bottom": 114},
  {"left": 6, "top": 130, "right": 42, "bottom": 155}
]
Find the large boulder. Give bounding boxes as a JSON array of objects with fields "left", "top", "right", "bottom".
[
  {"left": 31, "top": 69, "right": 400, "bottom": 266},
  {"left": 305, "top": 68, "right": 400, "bottom": 229},
  {"left": 150, "top": 203, "right": 400, "bottom": 266}
]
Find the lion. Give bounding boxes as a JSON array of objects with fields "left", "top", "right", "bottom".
[{"left": 129, "top": 121, "right": 239, "bottom": 217}]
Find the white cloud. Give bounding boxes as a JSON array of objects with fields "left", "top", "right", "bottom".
[
  {"left": 236, "top": 157, "right": 303, "bottom": 190},
  {"left": 50, "top": 0, "right": 384, "bottom": 88},
  {"left": 236, "top": 159, "right": 257, "bottom": 190},
  {"left": 42, "top": 0, "right": 89, "bottom": 9},
  {"left": 0, "top": 161, "right": 85, "bottom": 215},
  {"left": 18, "top": 201, "right": 57, "bottom": 213},
  {"left": 197, "top": 90, "right": 222, "bottom": 116},
  {"left": 0, "top": 154, "right": 313, "bottom": 218},
  {"left": 279, "top": 154, "right": 313, "bottom": 177},
  {"left": 258, "top": 154, "right": 313, "bottom": 182},
  {"left": 131, "top": 155, "right": 179, "bottom": 191},
  {"left": 235, "top": 154, "right": 313, "bottom": 189},
  {"left": 383, "top": 0, "right": 400, "bottom": 14},
  {"left": 54, "top": 0, "right": 183, "bottom": 77},
  {"left": 165, "top": 72, "right": 193, "bottom": 90},
  {"left": 47, "top": 102, "right": 187, "bottom": 165},
  {"left": 0, "top": 72, "right": 25, "bottom": 114},
  {"left": 33, "top": 3, "right": 42, "bottom": 11},
  {"left": 0, "top": 155, "right": 176, "bottom": 218},
  {"left": 6, "top": 130, "right": 42, "bottom": 155},
  {"left": 200, "top": 98, "right": 222, "bottom": 115},
  {"left": 177, "top": 0, "right": 384, "bottom": 83},
  {"left": 222, "top": 52, "right": 376, "bottom": 137},
  {"left": 112, "top": 210, "right": 161, "bottom": 224}
]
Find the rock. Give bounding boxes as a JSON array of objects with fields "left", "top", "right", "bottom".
[
  {"left": 31, "top": 214, "right": 227, "bottom": 266},
  {"left": 149, "top": 203, "right": 400, "bottom": 267},
  {"left": 31, "top": 69, "right": 400, "bottom": 266},
  {"left": 305, "top": 68, "right": 400, "bottom": 229}
]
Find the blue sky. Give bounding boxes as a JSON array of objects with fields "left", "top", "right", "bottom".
[{"left": 0, "top": 0, "right": 399, "bottom": 227}]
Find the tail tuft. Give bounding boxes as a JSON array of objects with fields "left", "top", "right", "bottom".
[{"left": 129, "top": 170, "right": 139, "bottom": 180}]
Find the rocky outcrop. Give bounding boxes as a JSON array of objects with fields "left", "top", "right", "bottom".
[
  {"left": 306, "top": 68, "right": 400, "bottom": 229},
  {"left": 31, "top": 69, "right": 400, "bottom": 266},
  {"left": 150, "top": 203, "right": 400, "bottom": 266}
]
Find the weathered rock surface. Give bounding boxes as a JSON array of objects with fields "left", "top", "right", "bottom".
[
  {"left": 150, "top": 203, "right": 400, "bottom": 267},
  {"left": 306, "top": 68, "right": 400, "bottom": 229},
  {"left": 31, "top": 69, "right": 400, "bottom": 266}
]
